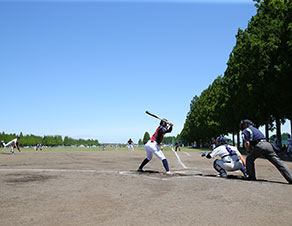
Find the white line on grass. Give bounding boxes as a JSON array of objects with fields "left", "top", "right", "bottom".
[{"left": 171, "top": 148, "right": 188, "bottom": 169}]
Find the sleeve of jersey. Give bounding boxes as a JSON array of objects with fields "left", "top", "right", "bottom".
[
  {"left": 162, "top": 126, "right": 172, "bottom": 134},
  {"left": 242, "top": 130, "right": 250, "bottom": 142},
  {"left": 209, "top": 148, "right": 219, "bottom": 158},
  {"left": 166, "top": 126, "right": 173, "bottom": 133}
]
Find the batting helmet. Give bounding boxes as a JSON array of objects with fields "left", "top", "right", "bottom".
[{"left": 160, "top": 119, "right": 168, "bottom": 127}]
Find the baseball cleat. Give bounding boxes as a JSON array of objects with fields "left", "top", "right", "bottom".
[
  {"left": 217, "top": 173, "right": 227, "bottom": 178},
  {"left": 137, "top": 168, "right": 144, "bottom": 172},
  {"left": 166, "top": 171, "right": 172, "bottom": 175}
]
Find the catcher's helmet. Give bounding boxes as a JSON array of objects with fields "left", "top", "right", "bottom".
[
  {"left": 160, "top": 119, "right": 168, "bottom": 127},
  {"left": 216, "top": 136, "right": 227, "bottom": 145}
]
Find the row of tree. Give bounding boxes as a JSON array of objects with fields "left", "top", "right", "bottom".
[
  {"left": 180, "top": 0, "right": 292, "bottom": 147},
  {"left": 138, "top": 132, "right": 178, "bottom": 145},
  {"left": 0, "top": 132, "right": 99, "bottom": 147}
]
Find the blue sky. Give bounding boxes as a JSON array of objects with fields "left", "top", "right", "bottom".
[{"left": 1, "top": 0, "right": 287, "bottom": 143}]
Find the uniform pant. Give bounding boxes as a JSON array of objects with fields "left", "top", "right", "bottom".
[
  {"left": 128, "top": 144, "right": 134, "bottom": 151},
  {"left": 214, "top": 159, "right": 243, "bottom": 172},
  {"left": 2, "top": 141, "right": 15, "bottom": 153},
  {"left": 287, "top": 145, "right": 292, "bottom": 155},
  {"left": 144, "top": 140, "right": 166, "bottom": 161},
  {"left": 246, "top": 140, "right": 292, "bottom": 183}
]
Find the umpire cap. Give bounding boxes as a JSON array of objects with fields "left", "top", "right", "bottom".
[{"left": 240, "top": 119, "right": 254, "bottom": 131}]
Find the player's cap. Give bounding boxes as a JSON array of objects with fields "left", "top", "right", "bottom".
[
  {"left": 17, "top": 136, "right": 20, "bottom": 139},
  {"left": 216, "top": 136, "right": 227, "bottom": 145}
]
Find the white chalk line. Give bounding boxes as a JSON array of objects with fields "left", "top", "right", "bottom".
[
  {"left": 118, "top": 171, "right": 219, "bottom": 181},
  {"left": 183, "top": 152, "right": 191, "bottom": 156},
  {"left": 172, "top": 148, "right": 188, "bottom": 169},
  {"left": 0, "top": 168, "right": 117, "bottom": 174},
  {"left": 0, "top": 168, "right": 220, "bottom": 181}
]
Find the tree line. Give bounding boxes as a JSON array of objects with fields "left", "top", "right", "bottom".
[
  {"left": 0, "top": 132, "right": 99, "bottom": 147},
  {"left": 180, "top": 0, "right": 292, "bottom": 147},
  {"left": 138, "top": 132, "right": 179, "bottom": 145}
]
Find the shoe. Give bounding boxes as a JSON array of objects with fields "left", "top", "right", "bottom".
[
  {"left": 245, "top": 176, "right": 256, "bottom": 181},
  {"left": 217, "top": 173, "right": 227, "bottom": 178},
  {"left": 137, "top": 168, "right": 144, "bottom": 172},
  {"left": 166, "top": 171, "right": 172, "bottom": 175},
  {"left": 240, "top": 169, "right": 248, "bottom": 178}
]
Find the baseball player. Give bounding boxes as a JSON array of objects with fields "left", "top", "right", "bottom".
[
  {"left": 175, "top": 142, "right": 180, "bottom": 152},
  {"left": 201, "top": 136, "right": 247, "bottom": 178},
  {"left": 240, "top": 119, "right": 292, "bottom": 184},
  {"left": 127, "top": 138, "right": 134, "bottom": 151},
  {"left": 137, "top": 119, "right": 173, "bottom": 174},
  {"left": 210, "top": 137, "right": 216, "bottom": 150},
  {"left": 1, "top": 136, "right": 21, "bottom": 154},
  {"left": 34, "top": 143, "right": 43, "bottom": 151}
]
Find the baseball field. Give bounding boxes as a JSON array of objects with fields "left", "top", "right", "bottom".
[{"left": 1, "top": 148, "right": 292, "bottom": 226}]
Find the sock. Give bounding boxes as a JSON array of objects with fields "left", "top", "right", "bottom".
[
  {"left": 138, "top": 158, "right": 150, "bottom": 170},
  {"left": 162, "top": 159, "right": 169, "bottom": 172}
]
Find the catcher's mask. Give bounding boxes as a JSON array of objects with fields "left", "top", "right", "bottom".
[{"left": 216, "top": 136, "right": 227, "bottom": 145}]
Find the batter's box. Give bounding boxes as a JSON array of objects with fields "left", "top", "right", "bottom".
[{"left": 119, "top": 170, "right": 204, "bottom": 180}]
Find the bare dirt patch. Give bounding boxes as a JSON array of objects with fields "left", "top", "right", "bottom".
[{"left": 0, "top": 150, "right": 292, "bottom": 226}]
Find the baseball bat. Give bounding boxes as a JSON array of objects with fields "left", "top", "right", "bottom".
[{"left": 145, "top": 111, "right": 162, "bottom": 120}]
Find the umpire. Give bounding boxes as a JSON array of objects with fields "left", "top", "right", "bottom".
[{"left": 240, "top": 119, "right": 292, "bottom": 184}]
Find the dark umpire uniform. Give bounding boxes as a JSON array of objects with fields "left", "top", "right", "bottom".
[{"left": 241, "top": 120, "right": 292, "bottom": 184}]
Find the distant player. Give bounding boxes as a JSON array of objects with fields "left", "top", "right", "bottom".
[
  {"left": 175, "top": 142, "right": 180, "bottom": 152},
  {"left": 1, "top": 136, "right": 21, "bottom": 155},
  {"left": 137, "top": 119, "right": 173, "bottom": 174},
  {"left": 127, "top": 138, "right": 134, "bottom": 151},
  {"left": 201, "top": 136, "right": 247, "bottom": 178},
  {"left": 34, "top": 143, "right": 42, "bottom": 151},
  {"left": 210, "top": 137, "right": 216, "bottom": 150}
]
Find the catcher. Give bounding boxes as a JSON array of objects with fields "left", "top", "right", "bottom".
[{"left": 201, "top": 136, "right": 247, "bottom": 178}]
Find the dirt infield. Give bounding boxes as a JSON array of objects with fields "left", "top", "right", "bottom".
[{"left": 1, "top": 149, "right": 292, "bottom": 226}]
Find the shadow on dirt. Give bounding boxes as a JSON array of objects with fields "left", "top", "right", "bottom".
[
  {"left": 135, "top": 170, "right": 160, "bottom": 174},
  {"left": 4, "top": 173, "right": 57, "bottom": 184},
  {"left": 199, "top": 174, "right": 288, "bottom": 185}
]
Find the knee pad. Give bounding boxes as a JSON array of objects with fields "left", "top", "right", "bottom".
[{"left": 213, "top": 160, "right": 226, "bottom": 175}]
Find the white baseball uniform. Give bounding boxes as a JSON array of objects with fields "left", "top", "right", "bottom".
[
  {"left": 210, "top": 144, "right": 243, "bottom": 172},
  {"left": 2, "top": 138, "right": 18, "bottom": 154},
  {"left": 144, "top": 140, "right": 166, "bottom": 161}
]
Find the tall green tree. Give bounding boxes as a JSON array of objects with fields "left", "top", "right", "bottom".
[{"left": 142, "top": 132, "right": 150, "bottom": 144}]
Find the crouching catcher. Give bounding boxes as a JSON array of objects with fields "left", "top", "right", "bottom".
[{"left": 201, "top": 136, "right": 247, "bottom": 178}]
